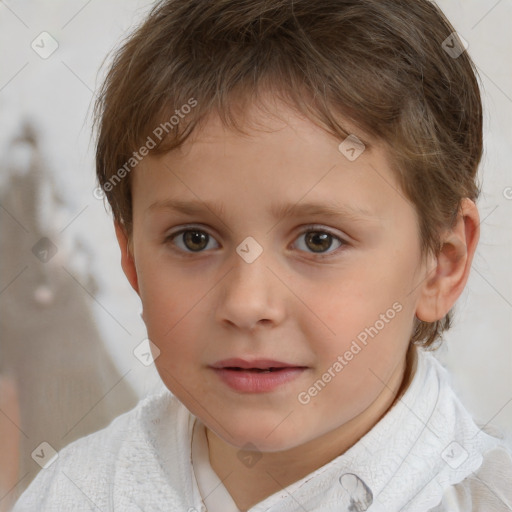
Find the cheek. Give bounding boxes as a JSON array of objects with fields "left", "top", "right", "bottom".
[
  {"left": 138, "top": 268, "right": 214, "bottom": 359},
  {"left": 143, "top": 294, "right": 201, "bottom": 355},
  {"left": 303, "top": 277, "right": 411, "bottom": 384},
  {"left": 300, "top": 330, "right": 406, "bottom": 425},
  {"left": 137, "top": 255, "right": 193, "bottom": 325},
  {"left": 138, "top": 278, "right": 192, "bottom": 363}
]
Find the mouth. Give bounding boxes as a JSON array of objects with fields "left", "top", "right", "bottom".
[{"left": 209, "top": 358, "right": 309, "bottom": 393}]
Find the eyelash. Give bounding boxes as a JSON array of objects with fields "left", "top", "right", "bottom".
[{"left": 164, "top": 224, "right": 348, "bottom": 260}]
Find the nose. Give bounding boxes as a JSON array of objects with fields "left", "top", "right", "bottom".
[{"left": 215, "top": 248, "right": 286, "bottom": 331}]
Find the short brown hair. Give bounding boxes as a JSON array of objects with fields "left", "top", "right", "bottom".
[{"left": 93, "top": 0, "right": 483, "bottom": 349}]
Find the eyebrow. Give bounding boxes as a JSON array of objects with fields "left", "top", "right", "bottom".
[{"left": 146, "top": 198, "right": 376, "bottom": 222}]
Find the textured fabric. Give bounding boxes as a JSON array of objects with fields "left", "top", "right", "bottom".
[
  {"left": 428, "top": 445, "right": 512, "bottom": 511},
  {"left": 11, "top": 349, "right": 512, "bottom": 512}
]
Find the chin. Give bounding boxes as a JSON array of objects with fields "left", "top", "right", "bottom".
[{"left": 208, "top": 419, "right": 311, "bottom": 453}]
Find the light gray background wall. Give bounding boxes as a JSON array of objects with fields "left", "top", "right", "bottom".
[{"left": 0, "top": 0, "right": 511, "bottom": 453}]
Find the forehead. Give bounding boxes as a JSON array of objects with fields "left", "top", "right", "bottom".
[
  {"left": 134, "top": 101, "right": 410, "bottom": 223},
  {"left": 169, "top": 100, "right": 372, "bottom": 160}
]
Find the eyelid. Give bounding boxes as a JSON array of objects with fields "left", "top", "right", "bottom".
[{"left": 296, "top": 223, "right": 346, "bottom": 239}]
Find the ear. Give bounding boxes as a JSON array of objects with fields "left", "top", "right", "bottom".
[
  {"left": 415, "top": 198, "right": 480, "bottom": 322},
  {"left": 114, "top": 220, "right": 140, "bottom": 295}
]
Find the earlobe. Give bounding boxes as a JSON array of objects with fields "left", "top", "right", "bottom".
[
  {"left": 114, "top": 220, "right": 140, "bottom": 295},
  {"left": 415, "top": 198, "right": 480, "bottom": 323}
]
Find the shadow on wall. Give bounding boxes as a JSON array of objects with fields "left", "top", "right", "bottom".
[{"left": 0, "top": 122, "right": 139, "bottom": 511}]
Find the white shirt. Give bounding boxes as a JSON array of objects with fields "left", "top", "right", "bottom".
[{"left": 11, "top": 349, "right": 512, "bottom": 511}]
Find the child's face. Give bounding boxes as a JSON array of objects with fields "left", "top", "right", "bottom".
[{"left": 123, "top": 101, "right": 432, "bottom": 452}]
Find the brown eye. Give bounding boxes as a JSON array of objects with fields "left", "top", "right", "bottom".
[
  {"left": 305, "top": 232, "right": 334, "bottom": 253},
  {"left": 166, "top": 228, "right": 219, "bottom": 253},
  {"left": 294, "top": 228, "right": 344, "bottom": 257},
  {"left": 182, "top": 230, "right": 209, "bottom": 251}
]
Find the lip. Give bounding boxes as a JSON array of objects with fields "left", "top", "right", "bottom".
[
  {"left": 211, "top": 358, "right": 301, "bottom": 370},
  {"left": 210, "top": 358, "right": 308, "bottom": 393}
]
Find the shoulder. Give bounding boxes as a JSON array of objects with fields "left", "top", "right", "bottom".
[
  {"left": 11, "top": 385, "right": 180, "bottom": 512},
  {"left": 374, "top": 349, "right": 512, "bottom": 511},
  {"left": 428, "top": 431, "right": 512, "bottom": 511},
  {"left": 424, "top": 352, "right": 512, "bottom": 511}
]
